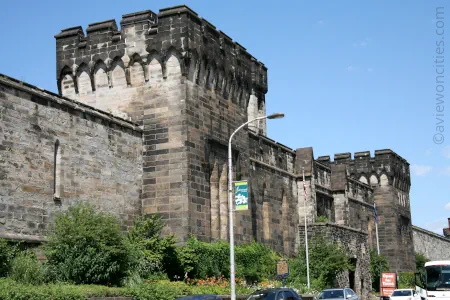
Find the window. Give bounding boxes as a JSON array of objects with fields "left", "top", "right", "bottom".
[
  {"left": 53, "top": 139, "right": 63, "bottom": 200},
  {"left": 392, "top": 290, "right": 412, "bottom": 297},
  {"left": 247, "top": 290, "right": 277, "bottom": 300},
  {"left": 319, "top": 290, "right": 344, "bottom": 299},
  {"left": 282, "top": 291, "right": 297, "bottom": 300}
]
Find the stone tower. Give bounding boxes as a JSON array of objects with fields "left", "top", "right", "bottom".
[
  {"left": 55, "top": 5, "right": 268, "bottom": 243},
  {"left": 317, "top": 150, "right": 414, "bottom": 272}
]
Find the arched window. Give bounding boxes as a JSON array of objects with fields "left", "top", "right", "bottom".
[{"left": 53, "top": 140, "right": 63, "bottom": 200}]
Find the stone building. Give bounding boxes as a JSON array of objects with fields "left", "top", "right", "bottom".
[
  {"left": 443, "top": 218, "right": 450, "bottom": 238},
  {"left": 1, "top": 4, "right": 448, "bottom": 299}
]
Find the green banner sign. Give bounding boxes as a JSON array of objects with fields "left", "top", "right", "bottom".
[{"left": 234, "top": 181, "right": 248, "bottom": 211}]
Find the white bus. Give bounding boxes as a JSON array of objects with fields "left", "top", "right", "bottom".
[{"left": 416, "top": 261, "right": 450, "bottom": 300}]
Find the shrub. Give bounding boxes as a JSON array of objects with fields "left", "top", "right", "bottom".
[
  {"left": 235, "top": 241, "right": 280, "bottom": 283},
  {"left": 130, "top": 280, "right": 188, "bottom": 300},
  {"left": 316, "top": 216, "right": 328, "bottom": 223},
  {"left": 0, "top": 277, "right": 131, "bottom": 300},
  {"left": 369, "top": 249, "right": 390, "bottom": 292},
  {"left": 0, "top": 238, "right": 18, "bottom": 277},
  {"left": 9, "top": 251, "right": 45, "bottom": 285},
  {"left": 398, "top": 272, "right": 415, "bottom": 289},
  {"left": 175, "top": 236, "right": 230, "bottom": 280},
  {"left": 126, "top": 214, "right": 177, "bottom": 280},
  {"left": 44, "top": 202, "right": 129, "bottom": 285},
  {"left": 168, "top": 236, "right": 280, "bottom": 283},
  {"left": 415, "top": 253, "right": 429, "bottom": 275},
  {"left": 288, "top": 235, "right": 352, "bottom": 290}
]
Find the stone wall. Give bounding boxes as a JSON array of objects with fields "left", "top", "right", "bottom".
[
  {"left": 299, "top": 223, "right": 371, "bottom": 300},
  {"left": 248, "top": 132, "right": 298, "bottom": 255},
  {"left": 54, "top": 5, "right": 269, "bottom": 244},
  {"left": 317, "top": 150, "right": 414, "bottom": 272},
  {"left": 0, "top": 75, "right": 142, "bottom": 239},
  {"left": 413, "top": 226, "right": 450, "bottom": 261}
]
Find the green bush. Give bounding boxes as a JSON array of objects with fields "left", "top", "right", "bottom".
[
  {"left": 126, "top": 214, "right": 177, "bottom": 281},
  {"left": 369, "top": 249, "right": 390, "bottom": 292},
  {"left": 0, "top": 278, "right": 251, "bottom": 300},
  {"left": 0, "top": 278, "right": 131, "bottom": 300},
  {"left": 316, "top": 216, "right": 328, "bottom": 223},
  {"left": 235, "top": 241, "right": 280, "bottom": 283},
  {"left": 415, "top": 253, "right": 429, "bottom": 275},
  {"left": 398, "top": 272, "right": 415, "bottom": 289},
  {"left": 130, "top": 280, "right": 188, "bottom": 300},
  {"left": 172, "top": 237, "right": 230, "bottom": 280},
  {"left": 44, "top": 202, "right": 129, "bottom": 285},
  {"left": 168, "top": 236, "right": 280, "bottom": 283},
  {"left": 0, "top": 238, "right": 18, "bottom": 277},
  {"left": 288, "top": 235, "right": 352, "bottom": 290},
  {"left": 9, "top": 251, "right": 44, "bottom": 285}
]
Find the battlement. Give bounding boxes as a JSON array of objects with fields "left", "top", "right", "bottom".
[
  {"left": 316, "top": 149, "right": 410, "bottom": 191},
  {"left": 55, "top": 5, "right": 268, "bottom": 98},
  {"left": 317, "top": 149, "right": 409, "bottom": 165}
]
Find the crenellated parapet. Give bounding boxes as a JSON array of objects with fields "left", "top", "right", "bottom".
[
  {"left": 54, "top": 5, "right": 267, "bottom": 104},
  {"left": 317, "top": 149, "right": 410, "bottom": 193}
]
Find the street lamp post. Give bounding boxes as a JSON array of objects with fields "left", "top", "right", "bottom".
[
  {"left": 228, "top": 113, "right": 284, "bottom": 300},
  {"left": 302, "top": 167, "right": 311, "bottom": 289}
]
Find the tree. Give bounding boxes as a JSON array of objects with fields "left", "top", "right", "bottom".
[
  {"left": 415, "top": 253, "right": 429, "bottom": 275},
  {"left": 127, "top": 214, "right": 176, "bottom": 278},
  {"left": 369, "top": 249, "right": 390, "bottom": 292},
  {"left": 0, "top": 238, "right": 19, "bottom": 277},
  {"left": 44, "top": 202, "right": 129, "bottom": 285},
  {"left": 289, "top": 235, "right": 353, "bottom": 289}
]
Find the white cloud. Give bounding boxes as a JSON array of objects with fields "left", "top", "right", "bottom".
[
  {"left": 438, "top": 166, "right": 450, "bottom": 176},
  {"left": 425, "top": 149, "right": 432, "bottom": 157},
  {"left": 411, "top": 164, "right": 432, "bottom": 176},
  {"left": 443, "top": 146, "right": 450, "bottom": 158},
  {"left": 423, "top": 218, "right": 448, "bottom": 235},
  {"left": 445, "top": 203, "right": 450, "bottom": 210},
  {"left": 352, "top": 38, "right": 370, "bottom": 48},
  {"left": 316, "top": 20, "right": 325, "bottom": 25},
  {"left": 347, "top": 66, "right": 356, "bottom": 71},
  {"left": 367, "top": 68, "right": 373, "bottom": 72}
]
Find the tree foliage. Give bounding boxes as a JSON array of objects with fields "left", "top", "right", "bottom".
[
  {"left": 166, "top": 236, "right": 280, "bottom": 283},
  {"left": 44, "top": 202, "right": 129, "bottom": 285},
  {"left": 288, "top": 235, "right": 352, "bottom": 290},
  {"left": 369, "top": 249, "right": 390, "bottom": 292},
  {"left": 9, "top": 251, "right": 45, "bottom": 285},
  {"left": 0, "top": 238, "right": 18, "bottom": 277},
  {"left": 415, "top": 253, "right": 429, "bottom": 275},
  {"left": 126, "top": 214, "right": 176, "bottom": 282}
]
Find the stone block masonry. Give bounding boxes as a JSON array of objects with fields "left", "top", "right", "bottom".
[
  {"left": 54, "top": 4, "right": 268, "bottom": 243},
  {"left": 0, "top": 4, "right": 426, "bottom": 287},
  {"left": 318, "top": 150, "right": 414, "bottom": 272},
  {"left": 0, "top": 74, "right": 142, "bottom": 240},
  {"left": 413, "top": 226, "right": 450, "bottom": 261},
  {"left": 299, "top": 223, "right": 371, "bottom": 300}
]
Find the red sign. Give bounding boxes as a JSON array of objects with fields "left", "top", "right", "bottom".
[{"left": 380, "top": 272, "right": 397, "bottom": 297}]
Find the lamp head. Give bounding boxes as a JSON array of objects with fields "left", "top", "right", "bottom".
[{"left": 267, "top": 113, "right": 285, "bottom": 119}]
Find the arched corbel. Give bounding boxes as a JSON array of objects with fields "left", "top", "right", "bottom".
[
  {"left": 125, "top": 67, "right": 131, "bottom": 87},
  {"left": 71, "top": 65, "right": 79, "bottom": 94},
  {"left": 88, "top": 61, "right": 96, "bottom": 91},
  {"left": 143, "top": 62, "right": 149, "bottom": 83}
]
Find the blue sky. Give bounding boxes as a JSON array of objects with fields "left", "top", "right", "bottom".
[{"left": 1, "top": 1, "right": 449, "bottom": 234}]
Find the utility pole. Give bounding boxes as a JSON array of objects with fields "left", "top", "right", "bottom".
[{"left": 302, "top": 167, "right": 310, "bottom": 289}]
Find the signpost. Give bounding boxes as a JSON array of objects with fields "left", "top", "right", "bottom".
[
  {"left": 380, "top": 272, "right": 397, "bottom": 300},
  {"left": 234, "top": 181, "right": 248, "bottom": 211},
  {"left": 277, "top": 259, "right": 289, "bottom": 287}
]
